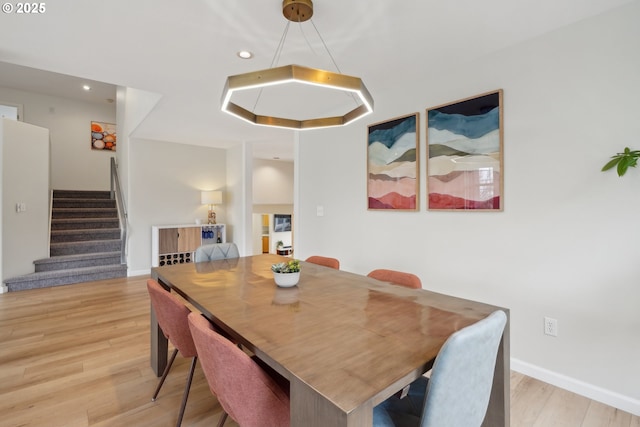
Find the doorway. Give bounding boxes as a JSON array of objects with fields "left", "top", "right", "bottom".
[{"left": 251, "top": 213, "right": 293, "bottom": 255}]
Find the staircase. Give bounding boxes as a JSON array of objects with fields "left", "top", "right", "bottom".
[{"left": 4, "top": 190, "right": 127, "bottom": 292}]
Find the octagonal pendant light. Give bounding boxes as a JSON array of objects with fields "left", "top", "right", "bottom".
[{"left": 221, "top": 0, "right": 374, "bottom": 130}]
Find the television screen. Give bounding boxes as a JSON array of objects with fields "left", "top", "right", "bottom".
[{"left": 274, "top": 214, "right": 292, "bottom": 232}]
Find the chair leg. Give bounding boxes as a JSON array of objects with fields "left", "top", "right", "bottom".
[
  {"left": 152, "top": 348, "right": 179, "bottom": 401},
  {"left": 216, "top": 412, "right": 228, "bottom": 427},
  {"left": 175, "top": 356, "right": 197, "bottom": 427}
]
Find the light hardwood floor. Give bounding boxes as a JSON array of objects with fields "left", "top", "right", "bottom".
[{"left": 0, "top": 276, "right": 637, "bottom": 427}]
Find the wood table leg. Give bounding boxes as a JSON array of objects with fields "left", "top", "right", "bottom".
[
  {"left": 149, "top": 274, "right": 169, "bottom": 377},
  {"left": 290, "top": 377, "right": 372, "bottom": 427},
  {"left": 150, "top": 301, "right": 168, "bottom": 376}
]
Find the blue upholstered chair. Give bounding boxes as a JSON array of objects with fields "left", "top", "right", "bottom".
[
  {"left": 373, "top": 310, "right": 507, "bottom": 427},
  {"left": 194, "top": 242, "right": 239, "bottom": 263}
]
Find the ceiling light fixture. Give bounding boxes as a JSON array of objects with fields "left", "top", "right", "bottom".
[
  {"left": 237, "top": 50, "right": 253, "bottom": 59},
  {"left": 83, "top": 85, "right": 91, "bottom": 91},
  {"left": 221, "top": 0, "right": 374, "bottom": 130}
]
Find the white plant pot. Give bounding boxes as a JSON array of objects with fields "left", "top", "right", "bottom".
[{"left": 273, "top": 271, "right": 300, "bottom": 287}]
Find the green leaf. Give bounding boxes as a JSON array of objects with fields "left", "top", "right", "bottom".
[
  {"left": 601, "top": 157, "right": 621, "bottom": 171},
  {"left": 617, "top": 157, "right": 632, "bottom": 176},
  {"left": 602, "top": 147, "right": 640, "bottom": 176}
]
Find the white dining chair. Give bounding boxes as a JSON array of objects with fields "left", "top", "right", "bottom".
[{"left": 194, "top": 242, "right": 239, "bottom": 263}]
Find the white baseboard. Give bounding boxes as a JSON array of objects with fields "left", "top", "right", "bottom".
[
  {"left": 128, "top": 268, "right": 151, "bottom": 277},
  {"left": 0, "top": 284, "right": 7, "bottom": 293},
  {"left": 511, "top": 358, "right": 640, "bottom": 416}
]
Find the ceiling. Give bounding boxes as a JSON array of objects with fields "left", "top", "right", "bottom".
[{"left": 0, "top": 0, "right": 633, "bottom": 161}]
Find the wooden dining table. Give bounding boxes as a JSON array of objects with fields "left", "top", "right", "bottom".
[{"left": 150, "top": 254, "right": 510, "bottom": 427}]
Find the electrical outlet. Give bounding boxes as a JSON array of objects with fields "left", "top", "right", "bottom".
[{"left": 544, "top": 317, "right": 558, "bottom": 337}]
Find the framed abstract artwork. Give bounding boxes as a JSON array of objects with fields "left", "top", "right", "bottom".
[
  {"left": 426, "top": 90, "right": 503, "bottom": 211},
  {"left": 367, "top": 113, "right": 419, "bottom": 210},
  {"left": 91, "top": 121, "right": 117, "bottom": 151}
]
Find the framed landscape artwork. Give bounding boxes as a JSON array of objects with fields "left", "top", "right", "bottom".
[
  {"left": 367, "top": 113, "right": 419, "bottom": 210},
  {"left": 426, "top": 90, "right": 503, "bottom": 211}
]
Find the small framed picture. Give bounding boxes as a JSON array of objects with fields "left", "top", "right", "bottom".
[{"left": 91, "top": 121, "right": 117, "bottom": 151}]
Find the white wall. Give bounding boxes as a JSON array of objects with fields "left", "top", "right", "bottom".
[
  {"left": 224, "top": 144, "right": 247, "bottom": 255},
  {"left": 296, "top": 3, "right": 640, "bottom": 414},
  {"left": 253, "top": 158, "right": 294, "bottom": 205},
  {"left": 0, "top": 86, "right": 116, "bottom": 191},
  {"left": 1, "top": 119, "right": 50, "bottom": 281},
  {"left": 252, "top": 158, "right": 295, "bottom": 254},
  {"left": 115, "top": 85, "right": 163, "bottom": 202},
  {"left": 251, "top": 214, "right": 265, "bottom": 255},
  {"left": 127, "top": 138, "right": 227, "bottom": 274}
]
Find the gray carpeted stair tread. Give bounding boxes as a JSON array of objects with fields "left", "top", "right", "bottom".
[
  {"left": 34, "top": 251, "right": 122, "bottom": 264},
  {"left": 50, "top": 228, "right": 121, "bottom": 243},
  {"left": 53, "top": 199, "right": 116, "bottom": 209},
  {"left": 52, "top": 218, "right": 119, "bottom": 222},
  {"left": 51, "top": 218, "right": 120, "bottom": 230},
  {"left": 6, "top": 264, "right": 126, "bottom": 281},
  {"left": 53, "top": 190, "right": 111, "bottom": 199},
  {"left": 50, "top": 239, "right": 122, "bottom": 256},
  {"left": 50, "top": 239, "right": 122, "bottom": 246},
  {"left": 52, "top": 207, "right": 117, "bottom": 211},
  {"left": 50, "top": 227, "right": 120, "bottom": 234},
  {"left": 5, "top": 265, "right": 128, "bottom": 291},
  {"left": 52, "top": 208, "right": 118, "bottom": 219},
  {"left": 34, "top": 252, "right": 122, "bottom": 272}
]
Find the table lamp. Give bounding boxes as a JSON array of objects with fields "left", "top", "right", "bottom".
[{"left": 201, "top": 190, "right": 223, "bottom": 224}]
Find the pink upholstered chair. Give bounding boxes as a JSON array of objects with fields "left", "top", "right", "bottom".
[
  {"left": 367, "top": 269, "right": 422, "bottom": 289},
  {"left": 187, "top": 312, "right": 291, "bottom": 427},
  {"left": 305, "top": 255, "right": 340, "bottom": 270},
  {"left": 147, "top": 279, "right": 199, "bottom": 427}
]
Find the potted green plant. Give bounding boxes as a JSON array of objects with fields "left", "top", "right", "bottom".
[
  {"left": 601, "top": 147, "right": 640, "bottom": 176},
  {"left": 271, "top": 259, "right": 301, "bottom": 287}
]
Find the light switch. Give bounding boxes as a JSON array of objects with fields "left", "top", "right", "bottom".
[
  {"left": 16, "top": 202, "right": 27, "bottom": 212},
  {"left": 316, "top": 205, "right": 324, "bottom": 217}
]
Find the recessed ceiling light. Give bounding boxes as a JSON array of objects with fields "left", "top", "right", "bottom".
[
  {"left": 237, "top": 50, "right": 253, "bottom": 59},
  {"left": 83, "top": 85, "right": 91, "bottom": 91}
]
